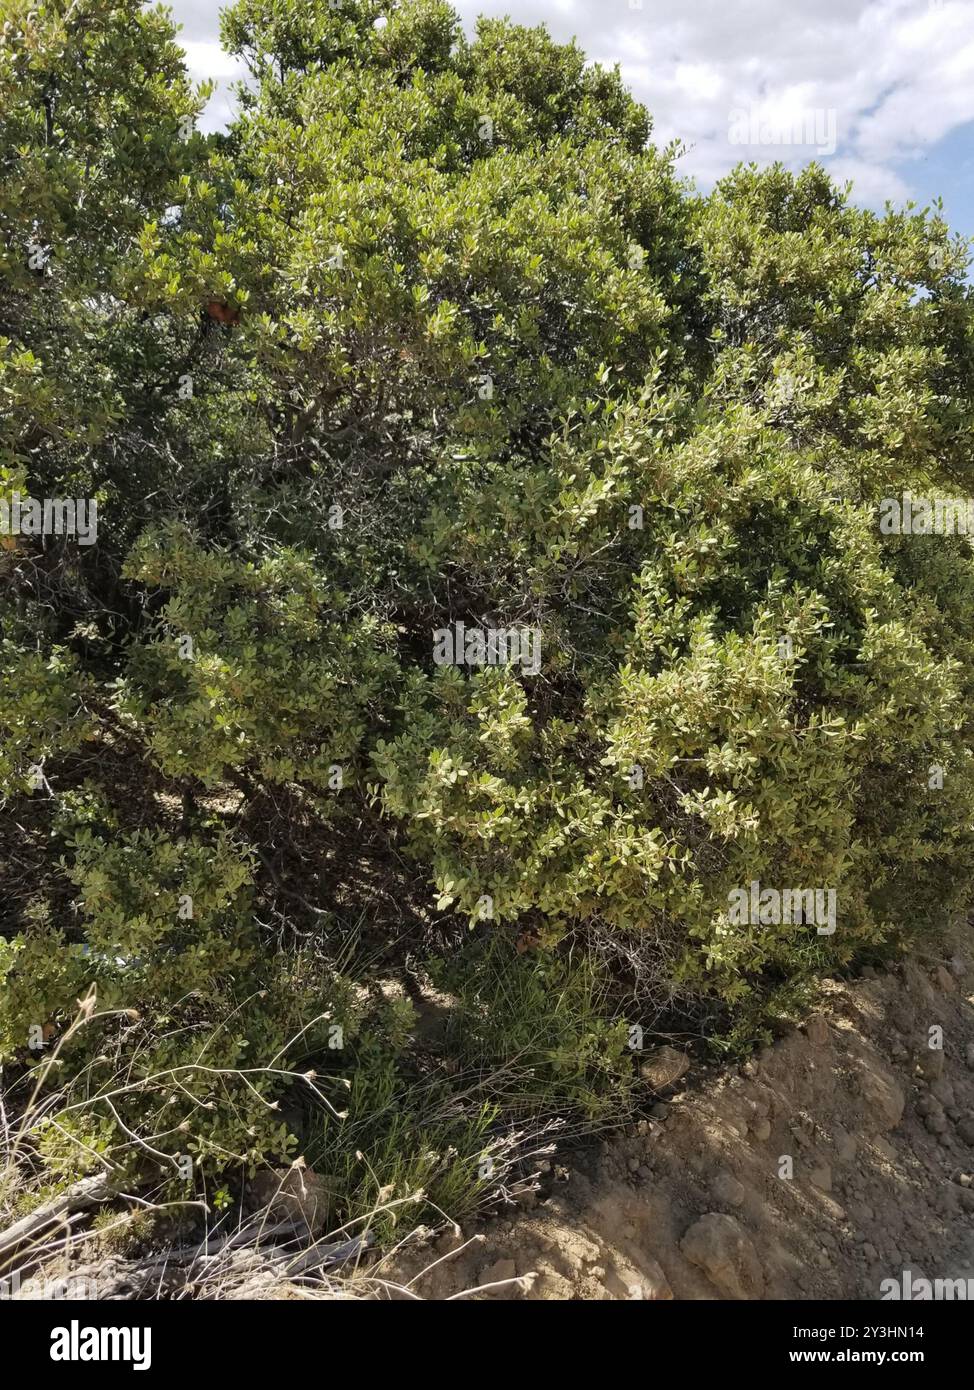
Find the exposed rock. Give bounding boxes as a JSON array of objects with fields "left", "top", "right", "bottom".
[
  {"left": 680, "top": 1213, "right": 764, "bottom": 1300},
  {"left": 933, "top": 966, "right": 957, "bottom": 995},
  {"left": 833, "top": 1125, "right": 857, "bottom": 1162},
  {"left": 805, "top": 1016, "right": 830, "bottom": 1046},
  {"left": 918, "top": 1047, "right": 945, "bottom": 1082},
  {"left": 901, "top": 961, "right": 938, "bottom": 1012},
  {"left": 809, "top": 1163, "right": 832, "bottom": 1193},
  {"left": 857, "top": 1060, "right": 905, "bottom": 1131},
  {"left": 712, "top": 1171, "right": 747, "bottom": 1208},
  {"left": 625, "top": 1257, "right": 673, "bottom": 1300},
  {"left": 930, "top": 1077, "right": 955, "bottom": 1107}
]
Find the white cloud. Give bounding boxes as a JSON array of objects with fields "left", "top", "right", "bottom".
[
  {"left": 180, "top": 41, "right": 245, "bottom": 81},
  {"left": 825, "top": 157, "right": 913, "bottom": 207},
  {"left": 165, "top": 0, "right": 974, "bottom": 213},
  {"left": 177, "top": 42, "right": 246, "bottom": 132},
  {"left": 560, "top": 0, "right": 974, "bottom": 209}
]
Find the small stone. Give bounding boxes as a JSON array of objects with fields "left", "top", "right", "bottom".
[
  {"left": 629, "top": 1257, "right": 673, "bottom": 1301},
  {"left": 948, "top": 955, "right": 967, "bottom": 979},
  {"left": 965, "top": 1043, "right": 974, "bottom": 1071},
  {"left": 809, "top": 1164, "right": 832, "bottom": 1193},
  {"left": 902, "top": 961, "right": 938, "bottom": 1010},
  {"left": 712, "top": 1171, "right": 747, "bottom": 1208},
  {"left": 637, "top": 1164, "right": 653, "bottom": 1180},
  {"left": 918, "top": 1048, "right": 945, "bottom": 1082},
  {"left": 750, "top": 1118, "right": 772, "bottom": 1142},
  {"left": 834, "top": 1126, "right": 857, "bottom": 1162},
  {"left": 650, "top": 1102, "right": 670, "bottom": 1120},
  {"left": 680, "top": 1213, "right": 764, "bottom": 1300},
  {"left": 858, "top": 1064, "right": 906, "bottom": 1130},
  {"left": 956, "top": 1115, "right": 974, "bottom": 1146},
  {"left": 925, "top": 1111, "right": 949, "bottom": 1135},
  {"left": 628, "top": 1156, "right": 640, "bottom": 1173},
  {"left": 804, "top": 1015, "right": 830, "bottom": 1046},
  {"left": 933, "top": 965, "right": 957, "bottom": 994},
  {"left": 863, "top": 1243, "right": 878, "bottom": 1261},
  {"left": 930, "top": 1077, "right": 955, "bottom": 1107}
]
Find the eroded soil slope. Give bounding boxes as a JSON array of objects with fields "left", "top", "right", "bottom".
[{"left": 385, "top": 946, "right": 974, "bottom": 1300}]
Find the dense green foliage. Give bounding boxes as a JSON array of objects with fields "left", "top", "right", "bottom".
[{"left": 2, "top": 0, "right": 974, "bottom": 1231}]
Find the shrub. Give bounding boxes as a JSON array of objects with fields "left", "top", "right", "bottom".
[{"left": 3, "top": 0, "right": 974, "bottom": 1234}]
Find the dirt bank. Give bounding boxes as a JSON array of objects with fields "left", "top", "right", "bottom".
[{"left": 383, "top": 944, "right": 974, "bottom": 1300}]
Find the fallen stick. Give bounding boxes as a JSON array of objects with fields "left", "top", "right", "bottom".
[{"left": 0, "top": 1173, "right": 113, "bottom": 1261}]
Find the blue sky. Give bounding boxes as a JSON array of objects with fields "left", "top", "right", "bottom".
[
  {"left": 899, "top": 121, "right": 974, "bottom": 248},
  {"left": 168, "top": 0, "right": 974, "bottom": 253}
]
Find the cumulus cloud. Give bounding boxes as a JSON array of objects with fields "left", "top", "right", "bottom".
[
  {"left": 451, "top": 0, "right": 974, "bottom": 215},
  {"left": 165, "top": 0, "right": 974, "bottom": 219}
]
